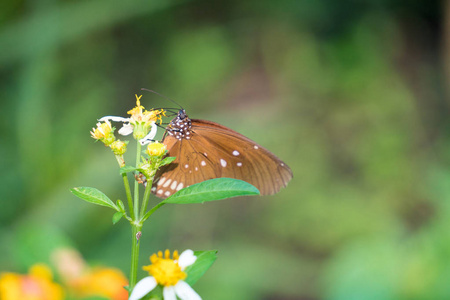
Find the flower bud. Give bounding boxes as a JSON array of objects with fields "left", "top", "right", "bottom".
[
  {"left": 146, "top": 142, "right": 166, "bottom": 157},
  {"left": 110, "top": 140, "right": 128, "bottom": 156}
]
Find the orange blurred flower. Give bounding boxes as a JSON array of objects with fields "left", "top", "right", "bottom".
[
  {"left": 70, "top": 267, "right": 128, "bottom": 300},
  {"left": 0, "top": 264, "right": 64, "bottom": 300},
  {"left": 52, "top": 248, "right": 128, "bottom": 300}
]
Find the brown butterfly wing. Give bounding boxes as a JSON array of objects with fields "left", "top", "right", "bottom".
[{"left": 152, "top": 119, "right": 293, "bottom": 198}]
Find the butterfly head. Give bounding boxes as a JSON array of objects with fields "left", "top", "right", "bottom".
[
  {"left": 167, "top": 109, "right": 192, "bottom": 141},
  {"left": 178, "top": 109, "right": 187, "bottom": 120}
]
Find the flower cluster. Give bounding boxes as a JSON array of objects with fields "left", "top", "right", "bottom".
[
  {"left": 53, "top": 248, "right": 128, "bottom": 300},
  {"left": 0, "top": 264, "right": 64, "bottom": 300},
  {"left": 97, "top": 94, "right": 165, "bottom": 145},
  {"left": 0, "top": 248, "right": 130, "bottom": 300},
  {"left": 90, "top": 94, "right": 165, "bottom": 167}
]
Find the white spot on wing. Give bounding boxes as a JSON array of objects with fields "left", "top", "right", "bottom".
[
  {"left": 157, "top": 189, "right": 163, "bottom": 195},
  {"left": 157, "top": 177, "right": 166, "bottom": 186},
  {"left": 170, "top": 181, "right": 177, "bottom": 190},
  {"left": 232, "top": 150, "right": 240, "bottom": 156},
  {"left": 254, "top": 145, "right": 259, "bottom": 149},
  {"left": 195, "top": 167, "right": 198, "bottom": 171},
  {"left": 163, "top": 179, "right": 172, "bottom": 188},
  {"left": 164, "top": 191, "right": 171, "bottom": 197},
  {"left": 176, "top": 182, "right": 184, "bottom": 191},
  {"left": 237, "top": 162, "right": 242, "bottom": 167},
  {"left": 184, "top": 164, "right": 189, "bottom": 169},
  {"left": 203, "top": 153, "right": 208, "bottom": 157},
  {"left": 281, "top": 163, "right": 285, "bottom": 166},
  {"left": 220, "top": 159, "right": 227, "bottom": 167},
  {"left": 201, "top": 161, "right": 206, "bottom": 166}
]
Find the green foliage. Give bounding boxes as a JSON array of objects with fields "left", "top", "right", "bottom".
[
  {"left": 71, "top": 187, "right": 118, "bottom": 211},
  {"left": 120, "top": 165, "right": 139, "bottom": 174},
  {"left": 112, "top": 211, "right": 124, "bottom": 224},
  {"left": 162, "top": 178, "right": 260, "bottom": 204},
  {"left": 159, "top": 156, "right": 176, "bottom": 167},
  {"left": 0, "top": 1, "right": 447, "bottom": 300},
  {"left": 185, "top": 250, "right": 218, "bottom": 286},
  {"left": 116, "top": 199, "right": 125, "bottom": 212}
]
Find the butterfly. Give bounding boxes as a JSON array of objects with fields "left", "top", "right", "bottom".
[{"left": 150, "top": 109, "right": 293, "bottom": 199}]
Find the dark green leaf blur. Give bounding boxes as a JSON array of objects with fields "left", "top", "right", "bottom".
[{"left": 1, "top": 0, "right": 449, "bottom": 299}]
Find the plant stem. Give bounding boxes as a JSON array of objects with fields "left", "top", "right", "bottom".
[
  {"left": 142, "top": 201, "right": 165, "bottom": 222},
  {"left": 129, "top": 223, "right": 142, "bottom": 290},
  {"left": 139, "top": 179, "right": 153, "bottom": 220},
  {"left": 133, "top": 142, "right": 141, "bottom": 221},
  {"left": 123, "top": 173, "right": 134, "bottom": 219},
  {"left": 129, "top": 141, "right": 142, "bottom": 292}
]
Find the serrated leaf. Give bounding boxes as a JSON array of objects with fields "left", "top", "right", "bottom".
[
  {"left": 162, "top": 178, "right": 259, "bottom": 204},
  {"left": 159, "top": 156, "right": 176, "bottom": 167},
  {"left": 120, "top": 166, "right": 138, "bottom": 174},
  {"left": 71, "top": 187, "right": 117, "bottom": 210},
  {"left": 184, "top": 250, "right": 218, "bottom": 285},
  {"left": 112, "top": 212, "right": 123, "bottom": 224}
]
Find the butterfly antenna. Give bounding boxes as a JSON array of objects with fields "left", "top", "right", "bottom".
[{"left": 141, "top": 88, "right": 184, "bottom": 110}]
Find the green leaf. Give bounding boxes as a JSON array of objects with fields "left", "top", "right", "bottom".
[
  {"left": 116, "top": 199, "right": 125, "bottom": 212},
  {"left": 162, "top": 178, "right": 260, "bottom": 204},
  {"left": 159, "top": 156, "right": 176, "bottom": 167},
  {"left": 112, "top": 211, "right": 123, "bottom": 224},
  {"left": 71, "top": 187, "right": 117, "bottom": 210},
  {"left": 185, "top": 250, "right": 218, "bottom": 285},
  {"left": 120, "top": 165, "right": 138, "bottom": 174}
]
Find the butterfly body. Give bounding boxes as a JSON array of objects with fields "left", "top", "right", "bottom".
[{"left": 151, "top": 110, "right": 293, "bottom": 198}]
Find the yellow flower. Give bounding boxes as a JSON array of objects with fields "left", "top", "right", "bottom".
[
  {"left": 0, "top": 264, "right": 64, "bottom": 300},
  {"left": 146, "top": 142, "right": 167, "bottom": 157},
  {"left": 90, "top": 120, "right": 115, "bottom": 146},
  {"left": 129, "top": 249, "right": 200, "bottom": 300},
  {"left": 99, "top": 94, "right": 165, "bottom": 142},
  {"left": 127, "top": 95, "right": 164, "bottom": 125}
]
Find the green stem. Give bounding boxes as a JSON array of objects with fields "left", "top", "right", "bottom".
[
  {"left": 139, "top": 179, "right": 153, "bottom": 220},
  {"left": 122, "top": 173, "right": 134, "bottom": 220},
  {"left": 133, "top": 142, "right": 141, "bottom": 220},
  {"left": 129, "top": 141, "right": 142, "bottom": 292},
  {"left": 129, "top": 223, "right": 142, "bottom": 291},
  {"left": 142, "top": 201, "right": 165, "bottom": 222}
]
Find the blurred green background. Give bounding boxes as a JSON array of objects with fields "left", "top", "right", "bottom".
[{"left": 1, "top": 0, "right": 449, "bottom": 299}]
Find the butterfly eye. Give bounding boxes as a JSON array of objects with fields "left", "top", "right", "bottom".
[{"left": 178, "top": 109, "right": 187, "bottom": 119}]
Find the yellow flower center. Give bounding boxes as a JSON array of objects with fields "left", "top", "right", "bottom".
[
  {"left": 128, "top": 95, "right": 165, "bottom": 125},
  {"left": 143, "top": 250, "right": 186, "bottom": 287},
  {"left": 90, "top": 121, "right": 113, "bottom": 140}
]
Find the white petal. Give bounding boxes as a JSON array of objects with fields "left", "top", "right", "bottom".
[
  {"left": 163, "top": 286, "right": 177, "bottom": 300},
  {"left": 139, "top": 138, "right": 151, "bottom": 146},
  {"left": 99, "top": 116, "right": 129, "bottom": 123},
  {"left": 128, "top": 276, "right": 157, "bottom": 300},
  {"left": 119, "top": 123, "right": 134, "bottom": 136},
  {"left": 178, "top": 249, "right": 197, "bottom": 270},
  {"left": 174, "top": 280, "right": 201, "bottom": 300},
  {"left": 139, "top": 122, "right": 157, "bottom": 145}
]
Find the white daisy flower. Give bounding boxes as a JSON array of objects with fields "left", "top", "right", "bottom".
[{"left": 129, "top": 249, "right": 201, "bottom": 300}]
